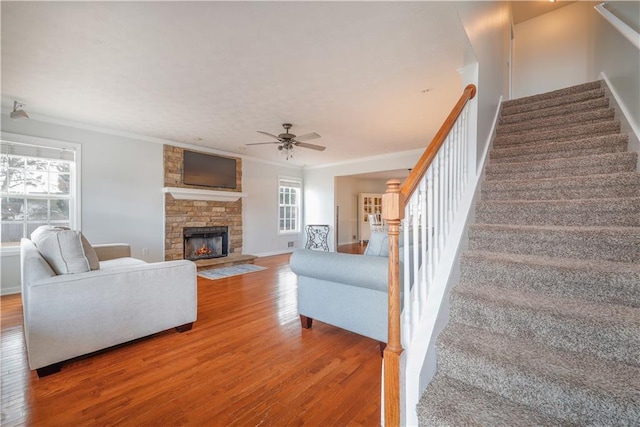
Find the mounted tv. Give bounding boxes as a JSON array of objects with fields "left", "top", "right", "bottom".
[{"left": 182, "top": 150, "right": 237, "bottom": 190}]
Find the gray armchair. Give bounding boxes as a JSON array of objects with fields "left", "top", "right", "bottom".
[{"left": 290, "top": 231, "right": 393, "bottom": 345}]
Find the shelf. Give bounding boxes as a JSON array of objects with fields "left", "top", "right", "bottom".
[{"left": 162, "top": 187, "right": 247, "bottom": 202}]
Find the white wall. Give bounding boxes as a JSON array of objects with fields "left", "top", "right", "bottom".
[
  {"left": 303, "top": 150, "right": 421, "bottom": 251},
  {"left": 512, "top": 1, "right": 640, "bottom": 157},
  {"left": 513, "top": 2, "right": 592, "bottom": 99},
  {"left": 455, "top": 1, "right": 512, "bottom": 168},
  {"left": 0, "top": 115, "right": 303, "bottom": 294},
  {"left": 591, "top": 1, "right": 640, "bottom": 157},
  {"left": 242, "top": 158, "right": 304, "bottom": 256},
  {"left": 335, "top": 175, "right": 388, "bottom": 245}
]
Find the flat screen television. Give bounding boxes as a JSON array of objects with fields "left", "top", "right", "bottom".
[{"left": 182, "top": 150, "right": 237, "bottom": 189}]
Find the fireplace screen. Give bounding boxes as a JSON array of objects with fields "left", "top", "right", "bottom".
[{"left": 183, "top": 226, "right": 228, "bottom": 261}]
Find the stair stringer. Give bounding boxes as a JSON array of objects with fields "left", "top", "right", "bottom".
[
  {"left": 401, "top": 98, "right": 502, "bottom": 427},
  {"left": 600, "top": 71, "right": 640, "bottom": 169}
]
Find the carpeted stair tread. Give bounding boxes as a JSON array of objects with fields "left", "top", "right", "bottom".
[
  {"left": 475, "top": 197, "right": 640, "bottom": 227},
  {"left": 494, "top": 120, "right": 620, "bottom": 148},
  {"left": 417, "top": 374, "right": 569, "bottom": 427},
  {"left": 437, "top": 323, "right": 640, "bottom": 425},
  {"left": 450, "top": 283, "right": 640, "bottom": 365},
  {"left": 498, "top": 96, "right": 610, "bottom": 126},
  {"left": 496, "top": 107, "right": 615, "bottom": 136},
  {"left": 485, "top": 151, "right": 637, "bottom": 181},
  {"left": 481, "top": 172, "right": 640, "bottom": 201},
  {"left": 460, "top": 251, "right": 640, "bottom": 308},
  {"left": 489, "top": 134, "right": 628, "bottom": 164},
  {"left": 500, "top": 88, "right": 606, "bottom": 117},
  {"left": 468, "top": 223, "right": 640, "bottom": 262},
  {"left": 501, "top": 81, "right": 602, "bottom": 109}
]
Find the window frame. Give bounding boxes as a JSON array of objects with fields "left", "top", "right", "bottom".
[
  {"left": 1, "top": 133, "right": 81, "bottom": 254},
  {"left": 277, "top": 176, "right": 302, "bottom": 235}
]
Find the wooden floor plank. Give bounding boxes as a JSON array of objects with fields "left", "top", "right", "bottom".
[{"left": 1, "top": 253, "right": 381, "bottom": 426}]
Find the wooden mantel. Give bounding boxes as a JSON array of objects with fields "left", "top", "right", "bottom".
[{"left": 162, "top": 187, "right": 247, "bottom": 202}]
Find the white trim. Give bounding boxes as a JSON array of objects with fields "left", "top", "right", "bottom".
[
  {"left": 599, "top": 72, "right": 640, "bottom": 144},
  {"left": 277, "top": 175, "right": 303, "bottom": 235},
  {"left": 0, "top": 105, "right": 304, "bottom": 171},
  {"left": 594, "top": 2, "right": 640, "bottom": 50},
  {"left": 1, "top": 132, "right": 82, "bottom": 253},
  {"left": 251, "top": 249, "right": 294, "bottom": 258},
  {"left": 1, "top": 285, "right": 21, "bottom": 296},
  {"left": 162, "top": 187, "right": 247, "bottom": 202}
]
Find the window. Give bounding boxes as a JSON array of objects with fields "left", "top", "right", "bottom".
[
  {"left": 1, "top": 136, "right": 80, "bottom": 248},
  {"left": 278, "top": 177, "right": 301, "bottom": 234}
]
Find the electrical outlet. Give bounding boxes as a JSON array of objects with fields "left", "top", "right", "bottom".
[
  {"left": 288, "top": 241, "right": 295, "bottom": 248},
  {"left": 353, "top": 235, "right": 356, "bottom": 240},
  {"left": 142, "top": 248, "right": 149, "bottom": 256}
]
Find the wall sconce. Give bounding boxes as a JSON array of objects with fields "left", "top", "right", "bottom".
[{"left": 10, "top": 101, "right": 29, "bottom": 120}]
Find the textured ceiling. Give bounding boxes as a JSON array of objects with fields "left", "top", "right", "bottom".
[{"left": 1, "top": 1, "right": 469, "bottom": 167}]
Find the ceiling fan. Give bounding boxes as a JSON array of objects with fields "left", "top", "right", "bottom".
[{"left": 247, "top": 123, "right": 326, "bottom": 160}]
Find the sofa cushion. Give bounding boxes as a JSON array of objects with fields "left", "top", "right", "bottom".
[
  {"left": 30, "top": 226, "right": 100, "bottom": 274},
  {"left": 99, "top": 257, "right": 147, "bottom": 270},
  {"left": 364, "top": 231, "right": 389, "bottom": 257}
]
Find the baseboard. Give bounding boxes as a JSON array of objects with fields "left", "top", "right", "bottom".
[
  {"left": 1, "top": 285, "right": 21, "bottom": 296},
  {"left": 252, "top": 249, "right": 295, "bottom": 258}
]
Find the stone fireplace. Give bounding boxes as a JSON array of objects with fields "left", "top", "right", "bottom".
[{"left": 163, "top": 145, "right": 243, "bottom": 261}]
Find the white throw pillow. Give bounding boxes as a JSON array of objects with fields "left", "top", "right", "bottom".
[{"left": 31, "top": 226, "right": 100, "bottom": 274}]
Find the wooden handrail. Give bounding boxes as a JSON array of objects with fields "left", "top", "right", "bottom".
[
  {"left": 382, "top": 83, "right": 476, "bottom": 427},
  {"left": 400, "top": 84, "right": 477, "bottom": 203}
]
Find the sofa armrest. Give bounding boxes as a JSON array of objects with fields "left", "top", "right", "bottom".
[
  {"left": 290, "top": 249, "right": 388, "bottom": 292},
  {"left": 93, "top": 244, "right": 131, "bottom": 261}
]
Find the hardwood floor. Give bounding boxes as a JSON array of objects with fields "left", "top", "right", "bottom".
[
  {"left": 1, "top": 254, "right": 381, "bottom": 426},
  {"left": 337, "top": 242, "right": 367, "bottom": 255}
]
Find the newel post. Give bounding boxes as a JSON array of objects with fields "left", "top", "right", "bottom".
[{"left": 382, "top": 179, "right": 404, "bottom": 427}]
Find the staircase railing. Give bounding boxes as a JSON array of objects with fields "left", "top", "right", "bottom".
[
  {"left": 382, "top": 84, "right": 476, "bottom": 426},
  {"left": 594, "top": 2, "right": 640, "bottom": 50}
]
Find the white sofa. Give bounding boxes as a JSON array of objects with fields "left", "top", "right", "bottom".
[{"left": 20, "top": 234, "right": 197, "bottom": 377}]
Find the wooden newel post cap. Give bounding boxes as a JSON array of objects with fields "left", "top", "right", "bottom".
[{"left": 382, "top": 179, "right": 405, "bottom": 222}]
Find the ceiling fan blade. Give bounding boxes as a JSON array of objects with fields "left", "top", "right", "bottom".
[
  {"left": 295, "top": 132, "right": 321, "bottom": 141},
  {"left": 256, "top": 131, "right": 280, "bottom": 140},
  {"left": 295, "top": 142, "right": 326, "bottom": 151},
  {"left": 246, "top": 141, "right": 280, "bottom": 146}
]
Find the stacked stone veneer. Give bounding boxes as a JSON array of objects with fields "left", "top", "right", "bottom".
[{"left": 164, "top": 145, "right": 243, "bottom": 261}]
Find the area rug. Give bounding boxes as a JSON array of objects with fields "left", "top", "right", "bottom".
[{"left": 198, "top": 264, "right": 267, "bottom": 280}]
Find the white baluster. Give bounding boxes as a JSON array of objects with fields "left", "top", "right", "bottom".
[
  {"left": 443, "top": 138, "right": 450, "bottom": 236},
  {"left": 438, "top": 149, "right": 445, "bottom": 255},
  {"left": 427, "top": 165, "right": 435, "bottom": 285},
  {"left": 419, "top": 178, "right": 428, "bottom": 311},
  {"left": 411, "top": 193, "right": 420, "bottom": 328},
  {"left": 432, "top": 152, "right": 441, "bottom": 265},
  {"left": 402, "top": 203, "right": 412, "bottom": 347},
  {"left": 462, "top": 106, "right": 469, "bottom": 184}
]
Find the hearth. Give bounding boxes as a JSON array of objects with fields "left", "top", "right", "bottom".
[{"left": 183, "top": 226, "right": 228, "bottom": 261}]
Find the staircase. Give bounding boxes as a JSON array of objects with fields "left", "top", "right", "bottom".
[{"left": 416, "top": 81, "right": 640, "bottom": 425}]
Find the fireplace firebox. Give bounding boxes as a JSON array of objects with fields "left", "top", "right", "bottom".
[{"left": 183, "top": 226, "right": 228, "bottom": 261}]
